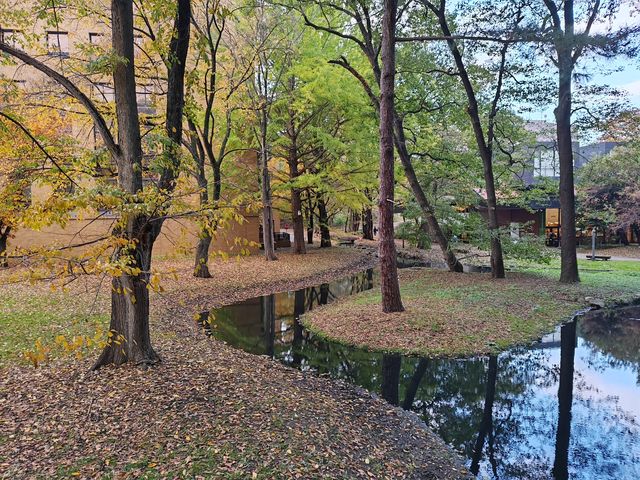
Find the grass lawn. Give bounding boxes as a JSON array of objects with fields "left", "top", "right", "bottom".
[
  {"left": 303, "top": 259, "right": 640, "bottom": 358},
  {"left": 0, "top": 288, "right": 108, "bottom": 366}
]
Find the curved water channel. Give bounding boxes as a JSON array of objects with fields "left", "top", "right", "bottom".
[{"left": 201, "top": 268, "right": 640, "bottom": 479}]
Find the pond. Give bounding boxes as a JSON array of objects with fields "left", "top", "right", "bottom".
[{"left": 201, "top": 268, "right": 640, "bottom": 480}]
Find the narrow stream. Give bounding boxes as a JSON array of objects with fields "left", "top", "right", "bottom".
[{"left": 201, "top": 268, "right": 640, "bottom": 480}]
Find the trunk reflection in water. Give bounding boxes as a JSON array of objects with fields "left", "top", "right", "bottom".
[{"left": 200, "top": 272, "right": 640, "bottom": 480}]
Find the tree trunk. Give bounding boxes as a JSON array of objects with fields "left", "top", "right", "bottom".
[
  {"left": 0, "top": 228, "right": 9, "bottom": 268},
  {"left": 552, "top": 319, "right": 577, "bottom": 479},
  {"left": 482, "top": 160, "right": 506, "bottom": 279},
  {"left": 435, "top": 13, "right": 505, "bottom": 278},
  {"left": 318, "top": 196, "right": 331, "bottom": 247},
  {"left": 290, "top": 187, "right": 306, "bottom": 254},
  {"left": 392, "top": 115, "right": 463, "bottom": 273},
  {"left": 347, "top": 210, "right": 361, "bottom": 233},
  {"left": 260, "top": 105, "right": 277, "bottom": 261},
  {"left": 381, "top": 353, "right": 402, "bottom": 406},
  {"left": 193, "top": 140, "right": 212, "bottom": 278},
  {"left": 194, "top": 234, "right": 212, "bottom": 278},
  {"left": 363, "top": 190, "right": 374, "bottom": 240},
  {"left": 94, "top": 0, "right": 154, "bottom": 369},
  {"left": 94, "top": 237, "right": 159, "bottom": 368},
  {"left": 306, "top": 195, "right": 314, "bottom": 244},
  {"left": 555, "top": 5, "right": 579, "bottom": 284},
  {"left": 362, "top": 208, "right": 374, "bottom": 240},
  {"left": 378, "top": 0, "right": 404, "bottom": 313},
  {"left": 143, "top": 0, "right": 191, "bottom": 251}
]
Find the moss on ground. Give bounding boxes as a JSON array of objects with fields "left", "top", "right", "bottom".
[{"left": 303, "top": 259, "right": 640, "bottom": 358}]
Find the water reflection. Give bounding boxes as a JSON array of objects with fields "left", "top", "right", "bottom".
[{"left": 202, "top": 273, "right": 640, "bottom": 480}]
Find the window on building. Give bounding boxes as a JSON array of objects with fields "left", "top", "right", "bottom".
[
  {"left": 47, "top": 31, "right": 69, "bottom": 57},
  {"left": 136, "top": 84, "right": 153, "bottom": 107},
  {"left": 535, "top": 147, "right": 559, "bottom": 178},
  {"left": 88, "top": 32, "right": 104, "bottom": 45},
  {"left": 95, "top": 82, "right": 115, "bottom": 102},
  {"left": 0, "top": 28, "right": 21, "bottom": 48},
  {"left": 133, "top": 34, "right": 144, "bottom": 56}
]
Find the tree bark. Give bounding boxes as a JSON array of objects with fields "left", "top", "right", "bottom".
[
  {"left": 193, "top": 137, "right": 212, "bottom": 278},
  {"left": 194, "top": 235, "right": 212, "bottom": 278},
  {"left": 347, "top": 210, "right": 361, "bottom": 233},
  {"left": 290, "top": 187, "right": 306, "bottom": 254},
  {"left": 94, "top": 240, "right": 159, "bottom": 367},
  {"left": 363, "top": 189, "right": 374, "bottom": 240},
  {"left": 94, "top": 0, "right": 156, "bottom": 369},
  {"left": 260, "top": 106, "right": 277, "bottom": 261},
  {"left": 556, "top": 48, "right": 579, "bottom": 283},
  {"left": 378, "top": 0, "right": 404, "bottom": 313},
  {"left": 287, "top": 162, "right": 305, "bottom": 254},
  {"left": 318, "top": 195, "right": 331, "bottom": 247},
  {"left": 306, "top": 194, "right": 314, "bottom": 244},
  {"left": 0, "top": 228, "right": 9, "bottom": 267}
]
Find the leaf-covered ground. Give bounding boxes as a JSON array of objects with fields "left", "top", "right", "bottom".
[
  {"left": 0, "top": 245, "right": 470, "bottom": 479},
  {"left": 303, "top": 261, "right": 640, "bottom": 358}
]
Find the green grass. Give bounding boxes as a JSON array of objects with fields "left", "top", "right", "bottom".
[
  {"left": 0, "top": 290, "right": 107, "bottom": 366},
  {"left": 514, "top": 258, "right": 640, "bottom": 304}
]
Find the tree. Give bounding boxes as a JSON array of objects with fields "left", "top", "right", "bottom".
[
  {"left": 239, "top": 0, "right": 297, "bottom": 261},
  {"left": 535, "top": 0, "right": 639, "bottom": 282},
  {"left": 406, "top": 0, "right": 533, "bottom": 278},
  {"left": 183, "top": 0, "right": 254, "bottom": 276},
  {"left": 0, "top": 0, "right": 191, "bottom": 367},
  {"left": 293, "top": 0, "right": 463, "bottom": 273},
  {"left": 378, "top": 0, "right": 404, "bottom": 312},
  {"left": 577, "top": 142, "right": 640, "bottom": 242},
  {"left": 0, "top": 99, "right": 77, "bottom": 267}
]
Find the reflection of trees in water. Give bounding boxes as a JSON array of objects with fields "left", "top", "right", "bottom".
[
  {"left": 395, "top": 327, "right": 639, "bottom": 480},
  {"left": 579, "top": 306, "right": 640, "bottom": 384},
  {"left": 381, "top": 354, "right": 402, "bottom": 406},
  {"left": 262, "top": 294, "right": 276, "bottom": 357},
  {"left": 470, "top": 355, "right": 498, "bottom": 477},
  {"left": 553, "top": 320, "right": 576, "bottom": 480}
]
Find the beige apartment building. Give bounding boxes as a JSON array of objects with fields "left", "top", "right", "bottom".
[{"left": 1, "top": 8, "right": 276, "bottom": 259}]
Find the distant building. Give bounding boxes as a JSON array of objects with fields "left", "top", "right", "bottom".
[
  {"left": 1, "top": 18, "right": 281, "bottom": 258},
  {"left": 577, "top": 141, "right": 625, "bottom": 167},
  {"left": 520, "top": 121, "right": 626, "bottom": 183},
  {"left": 481, "top": 121, "right": 628, "bottom": 244}
]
